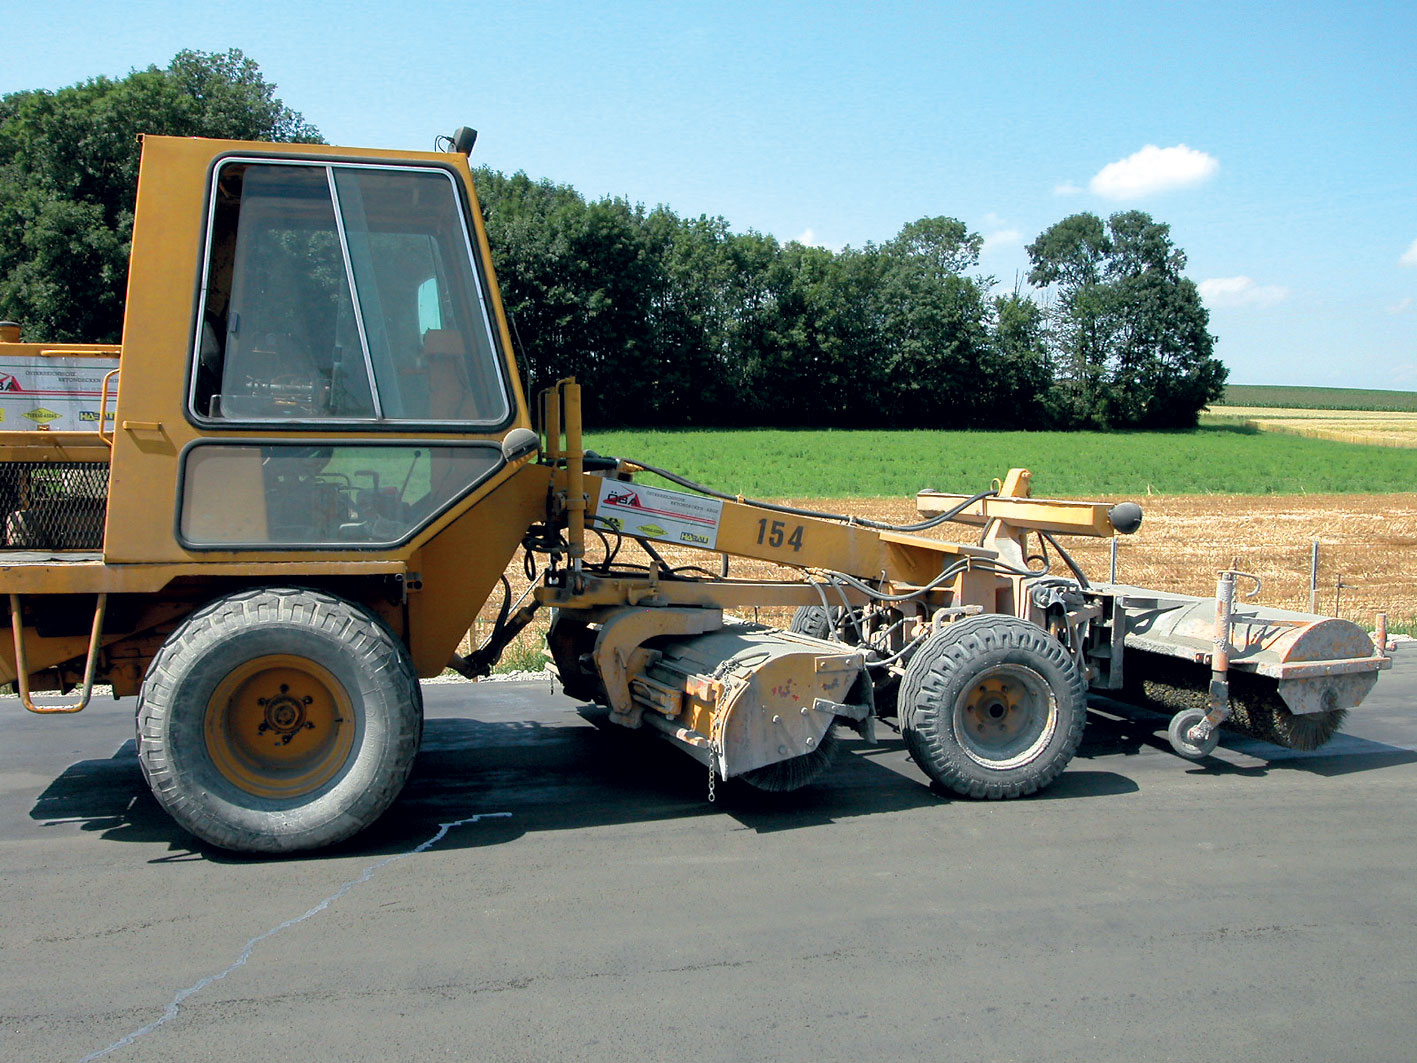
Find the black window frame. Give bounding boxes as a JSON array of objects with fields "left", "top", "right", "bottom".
[
  {"left": 173, "top": 436, "right": 509, "bottom": 552},
  {"left": 184, "top": 152, "right": 517, "bottom": 435}
]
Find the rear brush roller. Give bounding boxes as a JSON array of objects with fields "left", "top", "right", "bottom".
[
  {"left": 1123, "top": 650, "right": 1346, "bottom": 753},
  {"left": 738, "top": 725, "right": 840, "bottom": 791}
]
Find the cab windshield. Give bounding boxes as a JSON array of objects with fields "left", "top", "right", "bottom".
[{"left": 191, "top": 158, "right": 511, "bottom": 427}]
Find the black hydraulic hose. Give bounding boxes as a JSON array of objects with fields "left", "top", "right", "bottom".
[
  {"left": 618, "top": 458, "right": 998, "bottom": 533},
  {"left": 1040, "top": 531, "right": 1089, "bottom": 588},
  {"left": 821, "top": 561, "right": 971, "bottom": 603}
]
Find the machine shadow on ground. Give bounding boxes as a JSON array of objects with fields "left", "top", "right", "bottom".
[
  {"left": 28, "top": 701, "right": 1414, "bottom": 864},
  {"left": 1083, "top": 698, "right": 1417, "bottom": 777}
]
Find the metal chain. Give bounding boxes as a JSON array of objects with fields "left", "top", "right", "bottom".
[{"left": 707, "top": 707, "right": 723, "bottom": 803}]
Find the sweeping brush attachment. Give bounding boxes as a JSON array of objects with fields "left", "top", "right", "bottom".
[
  {"left": 738, "top": 725, "right": 840, "bottom": 791},
  {"left": 1123, "top": 650, "right": 1347, "bottom": 752}
]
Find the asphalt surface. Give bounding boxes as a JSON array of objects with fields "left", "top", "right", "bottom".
[{"left": 4, "top": 655, "right": 1416, "bottom": 1063}]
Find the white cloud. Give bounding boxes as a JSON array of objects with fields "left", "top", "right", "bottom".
[
  {"left": 1053, "top": 181, "right": 1083, "bottom": 196},
  {"left": 1089, "top": 144, "right": 1219, "bottom": 199},
  {"left": 1388, "top": 297, "right": 1413, "bottom": 315},
  {"left": 790, "top": 229, "right": 843, "bottom": 253},
  {"left": 1198, "top": 276, "right": 1291, "bottom": 308},
  {"left": 1400, "top": 238, "right": 1417, "bottom": 267},
  {"left": 981, "top": 228, "right": 1022, "bottom": 254}
]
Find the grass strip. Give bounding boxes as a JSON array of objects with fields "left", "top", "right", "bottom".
[{"left": 585, "top": 425, "right": 1417, "bottom": 497}]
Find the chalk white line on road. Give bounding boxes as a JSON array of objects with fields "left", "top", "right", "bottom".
[{"left": 77, "top": 812, "right": 514, "bottom": 1063}]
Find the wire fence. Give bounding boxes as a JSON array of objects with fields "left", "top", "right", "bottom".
[{"left": 1067, "top": 536, "right": 1410, "bottom": 628}]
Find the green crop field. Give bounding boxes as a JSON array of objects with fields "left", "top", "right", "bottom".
[
  {"left": 585, "top": 425, "right": 1417, "bottom": 498},
  {"left": 1221, "top": 384, "right": 1417, "bottom": 411}
]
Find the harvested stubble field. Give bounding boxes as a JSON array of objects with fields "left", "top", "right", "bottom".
[
  {"left": 473, "top": 491, "right": 1417, "bottom": 670},
  {"left": 1206, "top": 406, "right": 1417, "bottom": 449}
]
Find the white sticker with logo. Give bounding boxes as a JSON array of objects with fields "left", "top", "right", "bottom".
[
  {"left": 594, "top": 479, "right": 724, "bottom": 549},
  {"left": 0, "top": 354, "right": 120, "bottom": 431}
]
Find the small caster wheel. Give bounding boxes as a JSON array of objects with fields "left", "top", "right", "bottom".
[{"left": 1168, "top": 708, "right": 1219, "bottom": 759}]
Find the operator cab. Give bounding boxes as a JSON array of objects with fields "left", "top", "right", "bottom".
[{"left": 178, "top": 154, "right": 518, "bottom": 549}]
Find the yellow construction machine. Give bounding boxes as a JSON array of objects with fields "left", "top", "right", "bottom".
[{"left": 0, "top": 131, "right": 1393, "bottom": 852}]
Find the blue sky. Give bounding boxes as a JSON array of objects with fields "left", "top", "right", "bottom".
[{"left": 3, "top": 0, "right": 1414, "bottom": 390}]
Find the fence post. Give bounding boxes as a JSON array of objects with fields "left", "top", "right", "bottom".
[
  {"left": 1309, "top": 539, "right": 1319, "bottom": 614},
  {"left": 1335, "top": 576, "right": 1353, "bottom": 620}
]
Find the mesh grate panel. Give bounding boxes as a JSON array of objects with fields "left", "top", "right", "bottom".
[{"left": 0, "top": 462, "right": 109, "bottom": 550}]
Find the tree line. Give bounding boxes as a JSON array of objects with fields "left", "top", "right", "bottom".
[{"left": 0, "top": 51, "right": 1227, "bottom": 431}]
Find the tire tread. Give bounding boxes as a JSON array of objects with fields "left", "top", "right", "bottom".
[
  {"left": 136, "top": 587, "right": 421, "bottom": 853},
  {"left": 898, "top": 615, "right": 1086, "bottom": 799}
]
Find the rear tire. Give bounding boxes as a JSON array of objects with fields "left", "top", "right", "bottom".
[
  {"left": 788, "top": 605, "right": 835, "bottom": 640},
  {"left": 899, "top": 615, "right": 1085, "bottom": 799},
  {"left": 137, "top": 587, "right": 422, "bottom": 853}
]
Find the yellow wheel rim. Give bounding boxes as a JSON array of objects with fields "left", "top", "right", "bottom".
[
  {"left": 953, "top": 663, "right": 1057, "bottom": 770},
  {"left": 203, "top": 654, "right": 356, "bottom": 799}
]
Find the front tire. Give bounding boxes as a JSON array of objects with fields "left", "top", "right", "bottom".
[
  {"left": 899, "top": 615, "right": 1085, "bottom": 799},
  {"left": 137, "top": 588, "right": 422, "bottom": 853}
]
